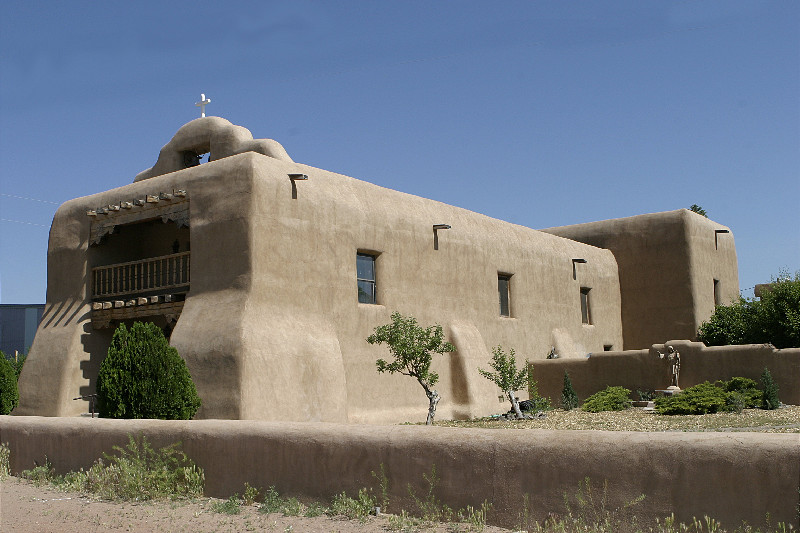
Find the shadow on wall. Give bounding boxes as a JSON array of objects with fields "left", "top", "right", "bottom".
[{"left": 531, "top": 341, "right": 800, "bottom": 406}]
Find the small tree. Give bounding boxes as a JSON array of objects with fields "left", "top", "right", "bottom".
[
  {"left": 761, "top": 367, "right": 780, "bottom": 410},
  {"left": 561, "top": 371, "right": 579, "bottom": 411},
  {"left": 689, "top": 204, "right": 708, "bottom": 217},
  {"left": 97, "top": 322, "right": 201, "bottom": 420},
  {"left": 479, "top": 346, "right": 528, "bottom": 419},
  {"left": 0, "top": 355, "right": 19, "bottom": 415},
  {"left": 367, "top": 312, "right": 455, "bottom": 425}
]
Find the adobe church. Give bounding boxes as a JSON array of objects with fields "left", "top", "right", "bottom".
[{"left": 15, "top": 117, "right": 739, "bottom": 423}]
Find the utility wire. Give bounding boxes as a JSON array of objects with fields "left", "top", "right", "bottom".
[
  {"left": 0, "top": 193, "right": 60, "bottom": 205},
  {"left": 0, "top": 218, "right": 49, "bottom": 228}
]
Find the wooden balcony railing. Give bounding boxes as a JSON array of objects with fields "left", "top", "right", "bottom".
[{"left": 92, "top": 251, "right": 190, "bottom": 300}]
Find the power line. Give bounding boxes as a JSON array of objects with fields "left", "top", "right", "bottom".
[
  {"left": 0, "top": 193, "right": 60, "bottom": 205},
  {"left": 0, "top": 218, "right": 49, "bottom": 228}
]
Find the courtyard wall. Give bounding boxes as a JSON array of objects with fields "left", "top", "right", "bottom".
[
  {"left": 2, "top": 416, "right": 798, "bottom": 529},
  {"left": 530, "top": 340, "right": 800, "bottom": 406}
]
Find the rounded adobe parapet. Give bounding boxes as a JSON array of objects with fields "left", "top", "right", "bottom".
[{"left": 134, "top": 117, "right": 293, "bottom": 182}]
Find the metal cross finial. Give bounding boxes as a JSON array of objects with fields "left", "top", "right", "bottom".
[{"left": 195, "top": 93, "right": 211, "bottom": 117}]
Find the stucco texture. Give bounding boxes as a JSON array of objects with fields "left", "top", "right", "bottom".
[
  {"left": 543, "top": 210, "right": 739, "bottom": 350},
  {"left": 2, "top": 416, "right": 798, "bottom": 529},
  {"left": 17, "top": 117, "right": 625, "bottom": 423}
]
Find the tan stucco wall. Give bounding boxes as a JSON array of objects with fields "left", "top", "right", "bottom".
[
  {"left": 17, "top": 118, "right": 624, "bottom": 423},
  {"left": 543, "top": 211, "right": 739, "bottom": 350},
  {"left": 2, "top": 417, "right": 798, "bottom": 529},
  {"left": 530, "top": 341, "right": 800, "bottom": 406}
]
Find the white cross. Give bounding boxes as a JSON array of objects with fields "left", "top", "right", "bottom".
[{"left": 195, "top": 93, "right": 211, "bottom": 117}]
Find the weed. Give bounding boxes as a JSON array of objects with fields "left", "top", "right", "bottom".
[
  {"left": 0, "top": 442, "right": 10, "bottom": 479},
  {"left": 408, "top": 464, "right": 453, "bottom": 523},
  {"left": 454, "top": 500, "right": 491, "bottom": 531},
  {"left": 329, "top": 488, "right": 376, "bottom": 521},
  {"left": 242, "top": 482, "right": 259, "bottom": 505},
  {"left": 281, "top": 497, "right": 305, "bottom": 517},
  {"left": 83, "top": 435, "right": 204, "bottom": 501},
  {"left": 372, "top": 463, "right": 390, "bottom": 512},
  {"left": 20, "top": 459, "right": 54, "bottom": 486},
  {"left": 387, "top": 509, "right": 423, "bottom": 531},
  {"left": 303, "top": 501, "right": 326, "bottom": 517},
  {"left": 260, "top": 486, "right": 283, "bottom": 514},
  {"left": 212, "top": 495, "right": 242, "bottom": 514}
]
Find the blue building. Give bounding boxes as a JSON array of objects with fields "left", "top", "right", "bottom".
[{"left": 0, "top": 304, "right": 44, "bottom": 356}]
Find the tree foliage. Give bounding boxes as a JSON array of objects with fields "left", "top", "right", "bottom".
[
  {"left": 0, "top": 355, "right": 19, "bottom": 415},
  {"left": 479, "top": 346, "right": 528, "bottom": 418},
  {"left": 689, "top": 204, "right": 708, "bottom": 217},
  {"left": 698, "top": 272, "right": 800, "bottom": 349},
  {"left": 367, "top": 312, "right": 455, "bottom": 425},
  {"left": 96, "top": 322, "right": 201, "bottom": 420}
]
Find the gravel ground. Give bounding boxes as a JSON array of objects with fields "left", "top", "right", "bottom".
[{"left": 437, "top": 405, "right": 800, "bottom": 432}]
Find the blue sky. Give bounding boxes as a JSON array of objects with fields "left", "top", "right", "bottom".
[{"left": 1, "top": 1, "right": 798, "bottom": 304}]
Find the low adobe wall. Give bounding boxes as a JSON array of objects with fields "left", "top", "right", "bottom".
[
  {"left": 530, "top": 341, "right": 800, "bottom": 406},
  {"left": 2, "top": 416, "right": 798, "bottom": 529}
]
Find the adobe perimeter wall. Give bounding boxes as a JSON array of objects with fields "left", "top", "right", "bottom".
[
  {"left": 530, "top": 341, "right": 800, "bottom": 406},
  {"left": 2, "top": 416, "right": 798, "bottom": 529}
]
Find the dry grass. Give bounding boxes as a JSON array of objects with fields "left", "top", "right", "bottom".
[{"left": 437, "top": 405, "right": 800, "bottom": 432}]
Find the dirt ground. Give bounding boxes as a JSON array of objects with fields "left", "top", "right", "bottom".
[{"left": 0, "top": 476, "right": 511, "bottom": 533}]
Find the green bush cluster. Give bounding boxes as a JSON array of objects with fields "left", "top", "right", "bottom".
[
  {"left": 0, "top": 356, "right": 19, "bottom": 415},
  {"left": 698, "top": 271, "right": 800, "bottom": 348},
  {"left": 20, "top": 435, "right": 204, "bottom": 501},
  {"left": 96, "top": 322, "right": 201, "bottom": 420},
  {"left": 655, "top": 377, "right": 767, "bottom": 415},
  {"left": 581, "top": 386, "right": 631, "bottom": 413}
]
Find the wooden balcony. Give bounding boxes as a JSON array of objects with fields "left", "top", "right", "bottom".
[{"left": 92, "top": 251, "right": 190, "bottom": 300}]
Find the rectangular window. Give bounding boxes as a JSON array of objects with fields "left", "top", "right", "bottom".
[
  {"left": 498, "top": 274, "right": 511, "bottom": 317},
  {"left": 357, "top": 253, "right": 377, "bottom": 304},
  {"left": 713, "top": 279, "right": 721, "bottom": 306},
  {"left": 580, "top": 287, "right": 592, "bottom": 325}
]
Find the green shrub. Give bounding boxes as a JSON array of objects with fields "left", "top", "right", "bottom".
[
  {"left": 655, "top": 382, "right": 728, "bottom": 415},
  {"left": 96, "top": 322, "right": 201, "bottom": 420},
  {"left": 698, "top": 271, "right": 800, "bottom": 348},
  {"left": 561, "top": 371, "right": 579, "bottom": 411},
  {"left": 657, "top": 377, "right": 775, "bottom": 415},
  {"left": 0, "top": 356, "right": 19, "bottom": 415},
  {"left": 761, "top": 367, "right": 780, "bottom": 410},
  {"left": 582, "top": 386, "right": 631, "bottom": 413},
  {"left": 719, "top": 377, "right": 761, "bottom": 408}
]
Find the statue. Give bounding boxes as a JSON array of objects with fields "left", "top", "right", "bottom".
[{"left": 657, "top": 345, "right": 681, "bottom": 391}]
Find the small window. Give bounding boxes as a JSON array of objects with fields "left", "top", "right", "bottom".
[
  {"left": 713, "top": 279, "right": 721, "bottom": 306},
  {"left": 580, "top": 287, "right": 592, "bottom": 325},
  {"left": 603, "top": 345, "right": 613, "bottom": 351},
  {"left": 498, "top": 274, "right": 512, "bottom": 317},
  {"left": 357, "top": 253, "right": 377, "bottom": 304}
]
